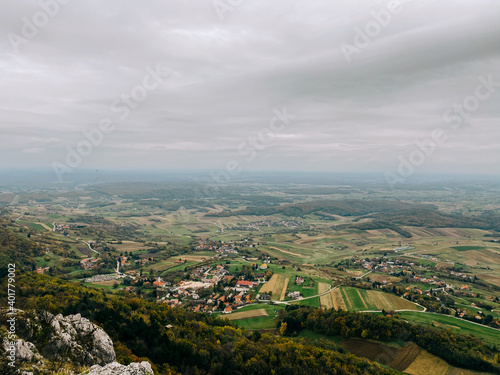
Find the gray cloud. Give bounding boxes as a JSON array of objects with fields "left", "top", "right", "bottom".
[{"left": 0, "top": 0, "right": 499, "bottom": 176}]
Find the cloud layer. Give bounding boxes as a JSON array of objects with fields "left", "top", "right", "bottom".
[{"left": 1, "top": 0, "right": 499, "bottom": 176}]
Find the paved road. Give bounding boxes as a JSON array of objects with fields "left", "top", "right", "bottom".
[{"left": 84, "top": 241, "right": 100, "bottom": 255}]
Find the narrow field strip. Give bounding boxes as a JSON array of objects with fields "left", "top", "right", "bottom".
[
  {"left": 331, "top": 288, "right": 347, "bottom": 311},
  {"left": 280, "top": 278, "right": 290, "bottom": 300},
  {"left": 225, "top": 309, "right": 269, "bottom": 321}
]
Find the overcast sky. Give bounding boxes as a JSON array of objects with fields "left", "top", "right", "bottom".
[{"left": 1, "top": 0, "right": 499, "bottom": 179}]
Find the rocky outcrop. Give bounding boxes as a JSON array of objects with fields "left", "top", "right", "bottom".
[
  {"left": 2, "top": 338, "right": 43, "bottom": 363},
  {"left": 7, "top": 311, "right": 116, "bottom": 367},
  {"left": 2, "top": 311, "right": 152, "bottom": 375},
  {"left": 39, "top": 312, "right": 116, "bottom": 366},
  {"left": 82, "top": 361, "right": 154, "bottom": 375}
]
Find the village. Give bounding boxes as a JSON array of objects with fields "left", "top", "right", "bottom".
[
  {"left": 74, "top": 239, "right": 296, "bottom": 315},
  {"left": 342, "top": 254, "right": 500, "bottom": 322}
]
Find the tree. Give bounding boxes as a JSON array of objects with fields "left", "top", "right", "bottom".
[{"left": 279, "top": 322, "right": 288, "bottom": 336}]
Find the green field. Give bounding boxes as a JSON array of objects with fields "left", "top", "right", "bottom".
[
  {"left": 451, "top": 246, "right": 485, "bottom": 251},
  {"left": 295, "top": 329, "right": 343, "bottom": 343},
  {"left": 340, "top": 287, "right": 377, "bottom": 311},
  {"left": 18, "top": 221, "right": 47, "bottom": 231},
  {"left": 293, "top": 296, "right": 320, "bottom": 308},
  {"left": 229, "top": 304, "right": 284, "bottom": 330},
  {"left": 398, "top": 311, "right": 500, "bottom": 346},
  {"left": 289, "top": 284, "right": 318, "bottom": 298}
]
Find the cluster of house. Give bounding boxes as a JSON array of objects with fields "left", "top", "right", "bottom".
[
  {"left": 53, "top": 223, "right": 71, "bottom": 231},
  {"left": 80, "top": 258, "right": 99, "bottom": 270},
  {"left": 35, "top": 266, "right": 50, "bottom": 274},
  {"left": 196, "top": 240, "right": 249, "bottom": 254},
  {"left": 152, "top": 264, "right": 274, "bottom": 313},
  {"left": 189, "top": 265, "right": 229, "bottom": 285},
  {"left": 409, "top": 274, "right": 449, "bottom": 287},
  {"left": 240, "top": 220, "right": 303, "bottom": 231},
  {"left": 287, "top": 291, "right": 301, "bottom": 299},
  {"left": 216, "top": 245, "right": 239, "bottom": 255},
  {"left": 355, "top": 257, "right": 420, "bottom": 271},
  {"left": 117, "top": 255, "right": 150, "bottom": 268},
  {"left": 158, "top": 283, "right": 270, "bottom": 314},
  {"left": 354, "top": 257, "right": 440, "bottom": 276},
  {"left": 455, "top": 309, "right": 488, "bottom": 321},
  {"left": 118, "top": 256, "right": 131, "bottom": 267},
  {"left": 449, "top": 270, "right": 472, "bottom": 279}
]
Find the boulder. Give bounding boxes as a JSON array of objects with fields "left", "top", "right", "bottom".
[
  {"left": 43, "top": 313, "right": 116, "bottom": 365},
  {"left": 82, "top": 361, "right": 154, "bottom": 375},
  {"left": 16, "top": 311, "right": 116, "bottom": 366},
  {"left": 2, "top": 338, "right": 42, "bottom": 363}
]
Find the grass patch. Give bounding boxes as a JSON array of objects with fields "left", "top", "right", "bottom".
[
  {"left": 295, "top": 329, "right": 343, "bottom": 344},
  {"left": 340, "top": 287, "right": 376, "bottom": 311},
  {"left": 294, "top": 297, "right": 320, "bottom": 308},
  {"left": 451, "top": 246, "right": 485, "bottom": 251},
  {"left": 232, "top": 316, "right": 277, "bottom": 330}
]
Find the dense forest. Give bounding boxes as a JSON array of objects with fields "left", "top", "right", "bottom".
[{"left": 0, "top": 218, "right": 43, "bottom": 277}]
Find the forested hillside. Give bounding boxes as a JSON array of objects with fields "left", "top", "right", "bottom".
[
  {"left": 207, "top": 199, "right": 429, "bottom": 218},
  {"left": 207, "top": 199, "right": 500, "bottom": 233},
  {"left": 0, "top": 218, "right": 43, "bottom": 277},
  {"left": 1, "top": 272, "right": 397, "bottom": 375}
]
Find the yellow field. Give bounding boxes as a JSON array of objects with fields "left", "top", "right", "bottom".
[
  {"left": 225, "top": 309, "right": 268, "bottom": 321},
  {"left": 260, "top": 274, "right": 288, "bottom": 300},
  {"left": 318, "top": 282, "right": 329, "bottom": 294},
  {"left": 331, "top": 288, "right": 347, "bottom": 310},
  {"left": 479, "top": 274, "right": 500, "bottom": 287},
  {"left": 111, "top": 241, "right": 150, "bottom": 252},
  {"left": 260, "top": 274, "right": 278, "bottom": 294},
  {"left": 268, "top": 246, "right": 307, "bottom": 258},
  {"left": 319, "top": 287, "right": 347, "bottom": 310},
  {"left": 176, "top": 255, "right": 209, "bottom": 262},
  {"left": 404, "top": 350, "right": 449, "bottom": 375},
  {"left": 280, "top": 278, "right": 290, "bottom": 300},
  {"left": 316, "top": 282, "right": 331, "bottom": 308}
]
